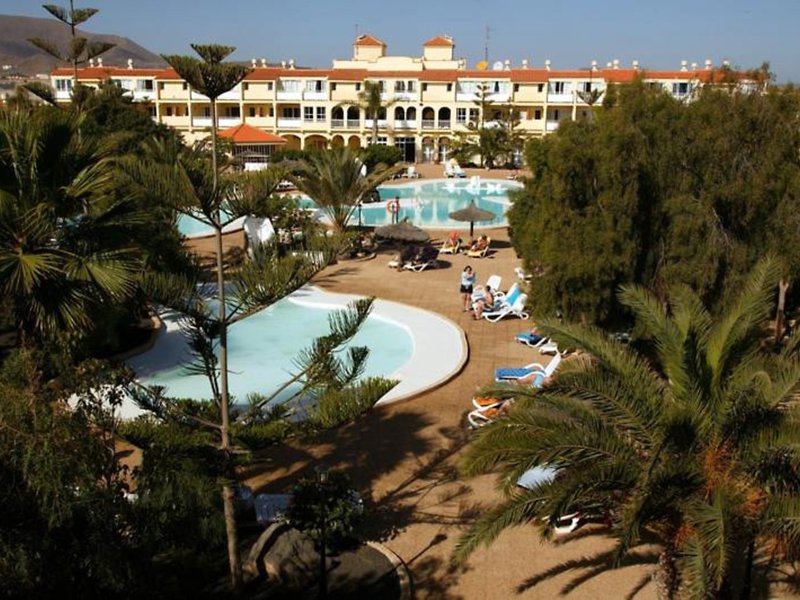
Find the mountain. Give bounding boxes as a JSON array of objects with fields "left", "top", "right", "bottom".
[{"left": 0, "top": 14, "right": 165, "bottom": 76}]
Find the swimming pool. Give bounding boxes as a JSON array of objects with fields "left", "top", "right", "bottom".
[
  {"left": 176, "top": 178, "right": 521, "bottom": 236},
  {"left": 357, "top": 178, "right": 520, "bottom": 229},
  {"left": 128, "top": 292, "right": 414, "bottom": 406}
]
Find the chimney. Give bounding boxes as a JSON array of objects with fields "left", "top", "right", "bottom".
[
  {"left": 612, "top": 59, "right": 620, "bottom": 69},
  {"left": 606, "top": 61, "right": 612, "bottom": 68},
  {"left": 89, "top": 58, "right": 95, "bottom": 67},
  {"left": 127, "top": 58, "right": 133, "bottom": 70},
  {"left": 503, "top": 59, "right": 510, "bottom": 70},
  {"left": 591, "top": 60, "right": 598, "bottom": 71},
  {"left": 544, "top": 59, "right": 551, "bottom": 71},
  {"left": 251, "top": 58, "right": 257, "bottom": 68},
  {"left": 521, "top": 58, "right": 528, "bottom": 69},
  {"left": 691, "top": 62, "right": 698, "bottom": 71},
  {"left": 97, "top": 57, "right": 103, "bottom": 67},
  {"left": 288, "top": 59, "right": 295, "bottom": 69},
  {"left": 281, "top": 60, "right": 286, "bottom": 69},
  {"left": 722, "top": 59, "right": 731, "bottom": 67},
  {"left": 704, "top": 59, "right": 713, "bottom": 70},
  {"left": 680, "top": 60, "right": 688, "bottom": 71},
  {"left": 632, "top": 60, "right": 639, "bottom": 70},
  {"left": 261, "top": 58, "right": 267, "bottom": 67}
]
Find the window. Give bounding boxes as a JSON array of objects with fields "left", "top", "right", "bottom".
[
  {"left": 140, "top": 79, "right": 154, "bottom": 91},
  {"left": 223, "top": 106, "right": 240, "bottom": 118},
  {"left": 493, "top": 81, "right": 500, "bottom": 93},
  {"left": 537, "top": 83, "right": 544, "bottom": 93},
  {"left": 283, "top": 107, "right": 300, "bottom": 118},
  {"left": 469, "top": 108, "right": 479, "bottom": 122},
  {"left": 158, "top": 82, "right": 164, "bottom": 90},
  {"left": 446, "top": 83, "right": 453, "bottom": 91},
  {"left": 553, "top": 81, "right": 565, "bottom": 93},
  {"left": 203, "top": 107, "right": 211, "bottom": 117},
  {"left": 456, "top": 108, "right": 467, "bottom": 123},
  {"left": 269, "top": 108, "right": 274, "bottom": 117},
  {"left": 166, "top": 106, "right": 173, "bottom": 117},
  {"left": 249, "top": 107, "right": 256, "bottom": 118},
  {"left": 315, "top": 107, "right": 326, "bottom": 120},
  {"left": 266, "top": 82, "right": 273, "bottom": 91},
  {"left": 331, "top": 83, "right": 337, "bottom": 91},
  {"left": 407, "top": 81, "right": 415, "bottom": 92},
  {"left": 355, "top": 83, "right": 361, "bottom": 91},
  {"left": 304, "top": 106, "right": 314, "bottom": 121},
  {"left": 553, "top": 109, "right": 560, "bottom": 120},
  {"left": 55, "top": 78, "right": 72, "bottom": 92},
  {"left": 582, "top": 82, "right": 592, "bottom": 92},
  {"left": 394, "top": 81, "right": 405, "bottom": 92},
  {"left": 147, "top": 106, "right": 156, "bottom": 117},
  {"left": 513, "top": 83, "right": 520, "bottom": 92},
  {"left": 244, "top": 83, "right": 250, "bottom": 91},
  {"left": 534, "top": 109, "right": 542, "bottom": 120},
  {"left": 182, "top": 82, "right": 188, "bottom": 90},
  {"left": 422, "top": 83, "right": 428, "bottom": 91},
  {"left": 672, "top": 82, "right": 689, "bottom": 95}
]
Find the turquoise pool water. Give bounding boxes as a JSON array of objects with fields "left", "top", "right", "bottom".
[
  {"left": 176, "top": 179, "right": 520, "bottom": 235},
  {"left": 129, "top": 296, "right": 413, "bottom": 405}
]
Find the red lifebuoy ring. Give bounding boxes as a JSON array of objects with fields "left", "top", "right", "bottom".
[{"left": 386, "top": 199, "right": 400, "bottom": 214}]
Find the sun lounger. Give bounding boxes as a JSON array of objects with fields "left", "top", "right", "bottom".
[
  {"left": 444, "top": 163, "right": 455, "bottom": 178},
  {"left": 467, "top": 400, "right": 513, "bottom": 428},
  {"left": 404, "top": 166, "right": 420, "bottom": 179},
  {"left": 482, "top": 293, "right": 529, "bottom": 322},
  {"left": 471, "top": 274, "right": 502, "bottom": 302},
  {"left": 452, "top": 163, "right": 467, "bottom": 178},
  {"left": 514, "top": 332, "right": 549, "bottom": 348},
  {"left": 466, "top": 237, "right": 491, "bottom": 258},
  {"left": 495, "top": 353, "right": 562, "bottom": 383},
  {"left": 439, "top": 234, "right": 461, "bottom": 254}
]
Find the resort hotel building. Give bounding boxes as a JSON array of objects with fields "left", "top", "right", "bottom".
[{"left": 50, "top": 34, "right": 759, "bottom": 165}]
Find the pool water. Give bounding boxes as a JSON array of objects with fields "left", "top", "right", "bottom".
[
  {"left": 176, "top": 179, "right": 521, "bottom": 236},
  {"left": 129, "top": 296, "right": 413, "bottom": 405}
]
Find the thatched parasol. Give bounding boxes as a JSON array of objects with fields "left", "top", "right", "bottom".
[
  {"left": 375, "top": 220, "right": 430, "bottom": 243},
  {"left": 448, "top": 200, "right": 495, "bottom": 237}
]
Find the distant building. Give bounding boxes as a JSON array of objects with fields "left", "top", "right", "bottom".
[{"left": 49, "top": 36, "right": 762, "bottom": 163}]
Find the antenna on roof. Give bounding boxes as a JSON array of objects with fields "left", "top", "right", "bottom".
[{"left": 484, "top": 25, "right": 491, "bottom": 64}]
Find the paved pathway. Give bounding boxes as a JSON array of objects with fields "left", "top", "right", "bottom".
[{"left": 245, "top": 223, "right": 659, "bottom": 599}]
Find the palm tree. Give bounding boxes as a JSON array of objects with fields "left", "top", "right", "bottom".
[
  {"left": 351, "top": 80, "right": 396, "bottom": 145},
  {"left": 455, "top": 259, "right": 800, "bottom": 599},
  {"left": 159, "top": 45, "right": 249, "bottom": 588},
  {"left": 288, "top": 148, "right": 402, "bottom": 233},
  {"left": 0, "top": 106, "right": 139, "bottom": 347}
]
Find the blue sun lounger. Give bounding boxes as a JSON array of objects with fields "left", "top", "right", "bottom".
[{"left": 494, "top": 353, "right": 563, "bottom": 383}]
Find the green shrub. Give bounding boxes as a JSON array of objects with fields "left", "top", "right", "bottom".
[{"left": 312, "top": 377, "right": 397, "bottom": 429}]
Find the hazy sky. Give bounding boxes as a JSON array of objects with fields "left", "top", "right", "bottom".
[{"left": 6, "top": 0, "right": 800, "bottom": 81}]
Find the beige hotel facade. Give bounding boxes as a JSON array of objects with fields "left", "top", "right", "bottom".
[{"left": 51, "top": 34, "right": 757, "bottom": 164}]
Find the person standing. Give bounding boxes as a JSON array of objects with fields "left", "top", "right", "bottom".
[{"left": 460, "top": 265, "right": 477, "bottom": 311}]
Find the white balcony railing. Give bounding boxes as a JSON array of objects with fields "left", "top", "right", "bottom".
[
  {"left": 276, "top": 91, "right": 302, "bottom": 100},
  {"left": 218, "top": 88, "right": 241, "bottom": 101},
  {"left": 456, "top": 92, "right": 478, "bottom": 102},
  {"left": 421, "top": 119, "right": 435, "bottom": 129},
  {"left": 393, "top": 91, "right": 416, "bottom": 101},
  {"left": 219, "top": 117, "right": 242, "bottom": 127},
  {"left": 132, "top": 90, "right": 156, "bottom": 102},
  {"left": 438, "top": 120, "right": 451, "bottom": 129},
  {"left": 331, "top": 119, "right": 344, "bottom": 128},
  {"left": 393, "top": 120, "right": 417, "bottom": 129},
  {"left": 55, "top": 89, "right": 73, "bottom": 100},
  {"left": 545, "top": 120, "right": 560, "bottom": 132},
  {"left": 192, "top": 117, "right": 211, "bottom": 127},
  {"left": 277, "top": 118, "right": 302, "bottom": 128},
  {"left": 364, "top": 119, "right": 388, "bottom": 129},
  {"left": 346, "top": 119, "right": 360, "bottom": 128},
  {"left": 303, "top": 90, "right": 327, "bottom": 101},
  {"left": 547, "top": 93, "right": 574, "bottom": 104}
]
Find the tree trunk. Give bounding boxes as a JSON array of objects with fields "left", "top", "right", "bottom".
[
  {"left": 774, "top": 278, "right": 789, "bottom": 345},
  {"left": 211, "top": 97, "right": 241, "bottom": 588},
  {"left": 741, "top": 540, "right": 755, "bottom": 600},
  {"left": 222, "top": 481, "right": 241, "bottom": 588}
]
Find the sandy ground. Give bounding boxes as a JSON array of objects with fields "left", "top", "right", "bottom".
[{"left": 233, "top": 210, "right": 660, "bottom": 599}]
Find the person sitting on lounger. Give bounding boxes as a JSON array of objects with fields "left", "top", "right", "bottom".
[
  {"left": 469, "top": 235, "right": 488, "bottom": 253},
  {"left": 473, "top": 286, "right": 495, "bottom": 320}
]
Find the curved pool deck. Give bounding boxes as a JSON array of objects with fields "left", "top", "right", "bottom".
[{"left": 287, "top": 285, "right": 468, "bottom": 405}]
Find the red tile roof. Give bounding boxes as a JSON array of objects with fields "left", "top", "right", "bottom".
[
  {"left": 354, "top": 34, "right": 385, "bottom": 47},
  {"left": 424, "top": 36, "right": 454, "bottom": 47},
  {"left": 219, "top": 123, "right": 286, "bottom": 144},
  {"left": 52, "top": 66, "right": 174, "bottom": 78}
]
